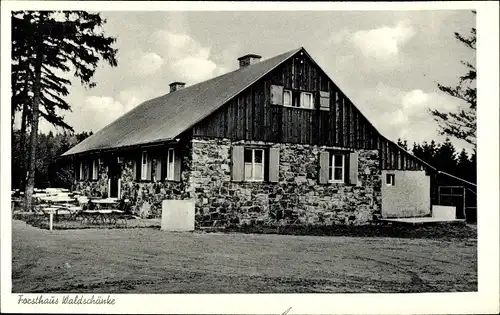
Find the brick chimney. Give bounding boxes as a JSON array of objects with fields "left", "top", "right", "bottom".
[
  {"left": 237, "top": 54, "right": 262, "bottom": 69},
  {"left": 169, "top": 82, "right": 186, "bottom": 93}
]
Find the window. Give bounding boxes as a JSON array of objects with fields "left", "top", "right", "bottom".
[
  {"left": 92, "top": 159, "right": 99, "bottom": 180},
  {"left": 79, "top": 161, "right": 84, "bottom": 180},
  {"left": 283, "top": 89, "right": 292, "bottom": 106},
  {"left": 244, "top": 148, "right": 265, "bottom": 181},
  {"left": 166, "top": 148, "right": 175, "bottom": 181},
  {"left": 141, "top": 151, "right": 148, "bottom": 180},
  {"left": 300, "top": 92, "right": 314, "bottom": 109},
  {"left": 329, "top": 153, "right": 345, "bottom": 183},
  {"left": 386, "top": 174, "right": 395, "bottom": 186}
]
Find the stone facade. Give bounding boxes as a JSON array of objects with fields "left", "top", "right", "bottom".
[
  {"left": 190, "top": 137, "right": 382, "bottom": 226},
  {"left": 75, "top": 158, "right": 109, "bottom": 198},
  {"left": 75, "top": 137, "right": 382, "bottom": 225},
  {"left": 75, "top": 138, "right": 194, "bottom": 217}
]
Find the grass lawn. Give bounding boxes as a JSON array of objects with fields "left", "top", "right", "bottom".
[{"left": 11, "top": 219, "right": 477, "bottom": 293}]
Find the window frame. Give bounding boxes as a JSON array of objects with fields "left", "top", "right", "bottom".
[
  {"left": 328, "top": 153, "right": 345, "bottom": 183},
  {"left": 141, "top": 151, "right": 148, "bottom": 181},
  {"left": 386, "top": 173, "right": 395, "bottom": 186},
  {"left": 283, "top": 89, "right": 292, "bottom": 107},
  {"left": 91, "top": 158, "right": 99, "bottom": 181},
  {"left": 244, "top": 148, "right": 265, "bottom": 182},
  {"left": 300, "top": 91, "right": 314, "bottom": 109},
  {"left": 79, "top": 161, "right": 84, "bottom": 181},
  {"left": 166, "top": 148, "right": 175, "bottom": 181}
]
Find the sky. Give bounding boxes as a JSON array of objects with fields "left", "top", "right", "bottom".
[{"left": 18, "top": 10, "right": 476, "bottom": 153}]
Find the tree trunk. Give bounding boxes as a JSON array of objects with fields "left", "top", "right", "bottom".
[
  {"left": 19, "top": 101, "right": 29, "bottom": 190},
  {"left": 24, "top": 21, "right": 43, "bottom": 212}
]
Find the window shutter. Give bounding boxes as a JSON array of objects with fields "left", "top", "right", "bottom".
[
  {"left": 319, "top": 91, "right": 330, "bottom": 111},
  {"left": 174, "top": 151, "right": 181, "bottom": 181},
  {"left": 74, "top": 161, "right": 79, "bottom": 181},
  {"left": 319, "top": 151, "right": 330, "bottom": 184},
  {"left": 135, "top": 154, "right": 141, "bottom": 181},
  {"left": 270, "top": 84, "right": 284, "bottom": 105},
  {"left": 232, "top": 146, "right": 244, "bottom": 182},
  {"left": 269, "top": 147, "right": 280, "bottom": 182},
  {"left": 85, "top": 160, "right": 90, "bottom": 180},
  {"left": 133, "top": 159, "right": 137, "bottom": 180},
  {"left": 146, "top": 154, "right": 152, "bottom": 181},
  {"left": 96, "top": 159, "right": 100, "bottom": 179},
  {"left": 161, "top": 154, "right": 167, "bottom": 180},
  {"left": 155, "top": 157, "right": 162, "bottom": 182},
  {"left": 349, "top": 152, "right": 359, "bottom": 185}
]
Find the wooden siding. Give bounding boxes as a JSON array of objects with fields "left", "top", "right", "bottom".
[{"left": 192, "top": 49, "right": 429, "bottom": 171}]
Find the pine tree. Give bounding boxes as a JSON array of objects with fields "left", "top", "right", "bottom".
[
  {"left": 12, "top": 11, "right": 118, "bottom": 211},
  {"left": 430, "top": 11, "right": 476, "bottom": 149},
  {"left": 434, "top": 138, "right": 458, "bottom": 174},
  {"left": 397, "top": 138, "right": 408, "bottom": 151},
  {"left": 456, "top": 148, "right": 472, "bottom": 181}
]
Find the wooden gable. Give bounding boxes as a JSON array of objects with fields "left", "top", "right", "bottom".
[{"left": 192, "top": 48, "right": 431, "bottom": 171}]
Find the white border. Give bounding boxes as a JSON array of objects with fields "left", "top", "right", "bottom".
[{"left": 1, "top": 1, "right": 499, "bottom": 314}]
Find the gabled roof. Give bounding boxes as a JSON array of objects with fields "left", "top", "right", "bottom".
[{"left": 62, "top": 47, "right": 302, "bottom": 156}]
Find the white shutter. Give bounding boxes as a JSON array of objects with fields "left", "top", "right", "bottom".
[
  {"left": 270, "top": 85, "right": 284, "bottom": 105},
  {"left": 349, "top": 152, "right": 359, "bottom": 185},
  {"left": 319, "top": 151, "right": 330, "bottom": 184}
]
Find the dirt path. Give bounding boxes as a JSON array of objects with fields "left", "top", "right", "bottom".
[{"left": 11, "top": 220, "right": 477, "bottom": 293}]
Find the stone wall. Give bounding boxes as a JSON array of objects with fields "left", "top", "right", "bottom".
[
  {"left": 75, "top": 158, "right": 109, "bottom": 198},
  {"left": 75, "top": 138, "right": 193, "bottom": 217},
  {"left": 75, "top": 137, "right": 382, "bottom": 224},
  {"left": 190, "top": 137, "right": 382, "bottom": 226}
]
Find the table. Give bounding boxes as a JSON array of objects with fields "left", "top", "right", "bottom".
[
  {"left": 39, "top": 196, "right": 80, "bottom": 220},
  {"left": 41, "top": 207, "right": 61, "bottom": 230},
  {"left": 82, "top": 209, "right": 126, "bottom": 225}
]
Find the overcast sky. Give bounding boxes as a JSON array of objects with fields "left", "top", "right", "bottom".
[{"left": 29, "top": 10, "right": 476, "bottom": 152}]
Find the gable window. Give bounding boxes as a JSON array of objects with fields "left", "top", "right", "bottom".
[
  {"left": 300, "top": 92, "right": 314, "bottom": 109},
  {"left": 92, "top": 158, "right": 99, "bottom": 180},
  {"left": 244, "top": 148, "right": 265, "bottom": 181},
  {"left": 329, "top": 153, "right": 345, "bottom": 183},
  {"left": 386, "top": 174, "right": 395, "bottom": 186},
  {"left": 283, "top": 89, "right": 292, "bottom": 107},
  {"left": 166, "top": 148, "right": 175, "bottom": 181},
  {"left": 141, "top": 151, "right": 148, "bottom": 180}
]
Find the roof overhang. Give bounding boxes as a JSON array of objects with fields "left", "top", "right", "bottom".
[{"left": 58, "top": 137, "right": 179, "bottom": 160}]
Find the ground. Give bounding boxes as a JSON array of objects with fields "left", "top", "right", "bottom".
[{"left": 11, "top": 220, "right": 477, "bottom": 293}]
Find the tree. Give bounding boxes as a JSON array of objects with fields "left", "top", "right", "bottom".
[
  {"left": 430, "top": 11, "right": 476, "bottom": 149},
  {"left": 397, "top": 138, "right": 408, "bottom": 151},
  {"left": 434, "top": 138, "right": 458, "bottom": 174},
  {"left": 412, "top": 140, "right": 438, "bottom": 166},
  {"left": 11, "top": 130, "right": 93, "bottom": 191},
  {"left": 12, "top": 11, "right": 118, "bottom": 211}
]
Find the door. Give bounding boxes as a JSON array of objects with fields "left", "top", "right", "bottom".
[
  {"left": 438, "top": 186, "right": 465, "bottom": 219},
  {"left": 108, "top": 158, "right": 121, "bottom": 198}
]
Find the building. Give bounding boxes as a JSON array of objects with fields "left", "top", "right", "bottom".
[{"left": 62, "top": 47, "right": 441, "bottom": 227}]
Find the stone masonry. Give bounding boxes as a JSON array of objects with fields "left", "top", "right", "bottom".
[
  {"left": 76, "top": 139, "right": 193, "bottom": 217},
  {"left": 190, "top": 137, "right": 382, "bottom": 226},
  {"left": 76, "top": 137, "right": 382, "bottom": 224}
]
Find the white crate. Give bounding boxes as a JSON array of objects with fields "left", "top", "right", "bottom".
[
  {"left": 432, "top": 205, "right": 456, "bottom": 220},
  {"left": 161, "top": 200, "right": 195, "bottom": 231}
]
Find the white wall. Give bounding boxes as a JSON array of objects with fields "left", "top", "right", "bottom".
[{"left": 381, "top": 170, "right": 431, "bottom": 218}]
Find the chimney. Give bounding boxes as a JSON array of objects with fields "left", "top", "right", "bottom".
[
  {"left": 237, "top": 54, "right": 262, "bottom": 69},
  {"left": 169, "top": 82, "right": 186, "bottom": 93}
]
